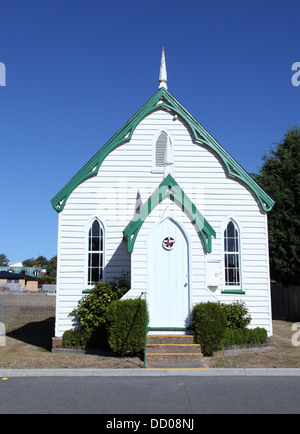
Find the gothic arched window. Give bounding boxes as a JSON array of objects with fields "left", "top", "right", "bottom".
[
  {"left": 88, "top": 219, "right": 104, "bottom": 285},
  {"left": 224, "top": 220, "right": 241, "bottom": 287}
]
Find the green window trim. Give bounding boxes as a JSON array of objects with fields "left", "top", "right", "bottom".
[
  {"left": 123, "top": 174, "right": 216, "bottom": 254},
  {"left": 221, "top": 290, "right": 246, "bottom": 295},
  {"left": 51, "top": 87, "right": 275, "bottom": 214}
]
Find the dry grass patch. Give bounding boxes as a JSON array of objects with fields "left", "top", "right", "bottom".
[
  {"left": 0, "top": 337, "right": 144, "bottom": 369},
  {"left": 0, "top": 318, "right": 144, "bottom": 369},
  {"left": 207, "top": 320, "right": 300, "bottom": 368}
]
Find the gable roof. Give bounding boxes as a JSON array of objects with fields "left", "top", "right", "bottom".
[
  {"left": 51, "top": 87, "right": 274, "bottom": 213},
  {"left": 123, "top": 174, "right": 216, "bottom": 254}
]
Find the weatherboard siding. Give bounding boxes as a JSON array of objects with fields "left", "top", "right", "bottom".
[{"left": 55, "top": 109, "right": 272, "bottom": 337}]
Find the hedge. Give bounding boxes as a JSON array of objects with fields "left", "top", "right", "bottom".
[
  {"left": 62, "top": 329, "right": 89, "bottom": 347},
  {"left": 192, "top": 301, "right": 268, "bottom": 356},
  {"left": 223, "top": 327, "right": 268, "bottom": 347},
  {"left": 106, "top": 298, "right": 148, "bottom": 356},
  {"left": 192, "top": 302, "right": 227, "bottom": 356},
  {"left": 62, "top": 326, "right": 109, "bottom": 349}
]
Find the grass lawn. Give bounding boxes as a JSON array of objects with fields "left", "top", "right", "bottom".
[{"left": 0, "top": 294, "right": 299, "bottom": 369}]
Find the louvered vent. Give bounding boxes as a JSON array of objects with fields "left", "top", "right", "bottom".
[{"left": 155, "top": 132, "right": 167, "bottom": 167}]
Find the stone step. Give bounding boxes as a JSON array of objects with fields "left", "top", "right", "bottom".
[
  {"left": 145, "top": 333, "right": 205, "bottom": 368},
  {"left": 146, "top": 344, "right": 202, "bottom": 354},
  {"left": 145, "top": 353, "right": 205, "bottom": 368},
  {"left": 147, "top": 334, "right": 196, "bottom": 345}
]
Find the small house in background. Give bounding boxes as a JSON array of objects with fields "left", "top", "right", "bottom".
[
  {"left": 51, "top": 49, "right": 274, "bottom": 339},
  {"left": 0, "top": 271, "right": 39, "bottom": 292},
  {"left": 0, "top": 264, "right": 42, "bottom": 278}
]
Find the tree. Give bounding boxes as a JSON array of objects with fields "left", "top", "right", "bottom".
[
  {"left": 22, "top": 258, "right": 37, "bottom": 267},
  {"left": 0, "top": 254, "right": 9, "bottom": 266},
  {"left": 22, "top": 256, "right": 49, "bottom": 267},
  {"left": 36, "top": 256, "right": 49, "bottom": 267},
  {"left": 253, "top": 126, "right": 300, "bottom": 285},
  {"left": 46, "top": 256, "right": 57, "bottom": 278}
]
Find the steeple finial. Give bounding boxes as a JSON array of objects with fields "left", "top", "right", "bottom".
[{"left": 159, "top": 47, "right": 168, "bottom": 90}]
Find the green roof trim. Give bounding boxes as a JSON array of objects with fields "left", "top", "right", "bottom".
[
  {"left": 51, "top": 87, "right": 274, "bottom": 213},
  {"left": 123, "top": 174, "right": 216, "bottom": 254}
]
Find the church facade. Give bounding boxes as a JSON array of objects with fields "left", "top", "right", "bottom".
[{"left": 51, "top": 49, "right": 274, "bottom": 338}]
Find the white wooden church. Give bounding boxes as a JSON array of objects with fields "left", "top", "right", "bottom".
[{"left": 52, "top": 49, "right": 274, "bottom": 339}]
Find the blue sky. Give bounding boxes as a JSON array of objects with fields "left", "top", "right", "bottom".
[{"left": 0, "top": 0, "right": 299, "bottom": 263}]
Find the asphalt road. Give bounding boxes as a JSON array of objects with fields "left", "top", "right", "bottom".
[{"left": 1, "top": 375, "right": 300, "bottom": 414}]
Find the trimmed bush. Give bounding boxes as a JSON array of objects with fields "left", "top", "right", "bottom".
[
  {"left": 192, "top": 301, "right": 267, "bottom": 355},
  {"left": 106, "top": 298, "right": 148, "bottom": 356},
  {"left": 249, "top": 327, "right": 268, "bottom": 345},
  {"left": 62, "top": 329, "right": 89, "bottom": 347},
  {"left": 62, "top": 326, "right": 109, "bottom": 350},
  {"left": 223, "top": 327, "right": 268, "bottom": 347},
  {"left": 220, "top": 300, "right": 251, "bottom": 329},
  {"left": 86, "top": 326, "right": 110, "bottom": 349},
  {"left": 192, "top": 302, "right": 227, "bottom": 356}
]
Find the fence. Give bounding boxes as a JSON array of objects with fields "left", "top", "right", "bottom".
[
  {"left": 0, "top": 283, "right": 23, "bottom": 291},
  {"left": 0, "top": 302, "right": 55, "bottom": 333},
  {"left": 41, "top": 284, "right": 56, "bottom": 293},
  {"left": 271, "top": 283, "right": 300, "bottom": 322},
  {"left": 0, "top": 283, "right": 56, "bottom": 293}
]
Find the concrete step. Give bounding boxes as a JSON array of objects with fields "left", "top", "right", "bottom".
[
  {"left": 146, "top": 353, "right": 204, "bottom": 366},
  {"left": 147, "top": 334, "right": 195, "bottom": 345},
  {"left": 146, "top": 344, "right": 202, "bottom": 354},
  {"left": 145, "top": 334, "right": 205, "bottom": 369}
]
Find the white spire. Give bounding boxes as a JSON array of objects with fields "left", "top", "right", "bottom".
[{"left": 159, "top": 47, "right": 168, "bottom": 90}]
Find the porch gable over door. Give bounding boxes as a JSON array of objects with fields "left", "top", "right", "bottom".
[{"left": 123, "top": 174, "right": 216, "bottom": 254}]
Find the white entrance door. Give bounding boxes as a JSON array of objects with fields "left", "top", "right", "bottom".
[{"left": 148, "top": 218, "right": 190, "bottom": 328}]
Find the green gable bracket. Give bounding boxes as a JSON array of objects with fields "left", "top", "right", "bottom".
[
  {"left": 123, "top": 174, "right": 216, "bottom": 254},
  {"left": 51, "top": 87, "right": 274, "bottom": 213}
]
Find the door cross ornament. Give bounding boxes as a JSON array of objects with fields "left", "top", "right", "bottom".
[{"left": 162, "top": 237, "right": 175, "bottom": 250}]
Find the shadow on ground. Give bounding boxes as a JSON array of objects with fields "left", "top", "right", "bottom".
[{"left": 7, "top": 317, "right": 55, "bottom": 351}]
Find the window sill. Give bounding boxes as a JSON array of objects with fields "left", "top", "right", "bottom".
[{"left": 221, "top": 289, "right": 245, "bottom": 295}]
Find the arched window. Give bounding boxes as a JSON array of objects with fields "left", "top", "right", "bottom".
[
  {"left": 224, "top": 220, "right": 241, "bottom": 287},
  {"left": 88, "top": 219, "right": 104, "bottom": 285},
  {"left": 155, "top": 132, "right": 168, "bottom": 167}
]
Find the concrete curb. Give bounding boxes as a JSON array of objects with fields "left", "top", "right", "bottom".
[{"left": 1, "top": 368, "right": 300, "bottom": 377}]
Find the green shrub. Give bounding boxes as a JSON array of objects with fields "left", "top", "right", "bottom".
[
  {"left": 223, "top": 328, "right": 247, "bottom": 347},
  {"left": 106, "top": 298, "right": 148, "bottom": 356},
  {"left": 86, "top": 326, "right": 110, "bottom": 349},
  {"left": 220, "top": 300, "right": 252, "bottom": 329},
  {"left": 192, "top": 302, "right": 227, "bottom": 356},
  {"left": 62, "top": 326, "right": 109, "bottom": 349},
  {"left": 69, "top": 277, "right": 130, "bottom": 334},
  {"left": 249, "top": 327, "right": 268, "bottom": 345},
  {"left": 223, "top": 327, "right": 268, "bottom": 347},
  {"left": 62, "top": 329, "right": 89, "bottom": 347}
]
